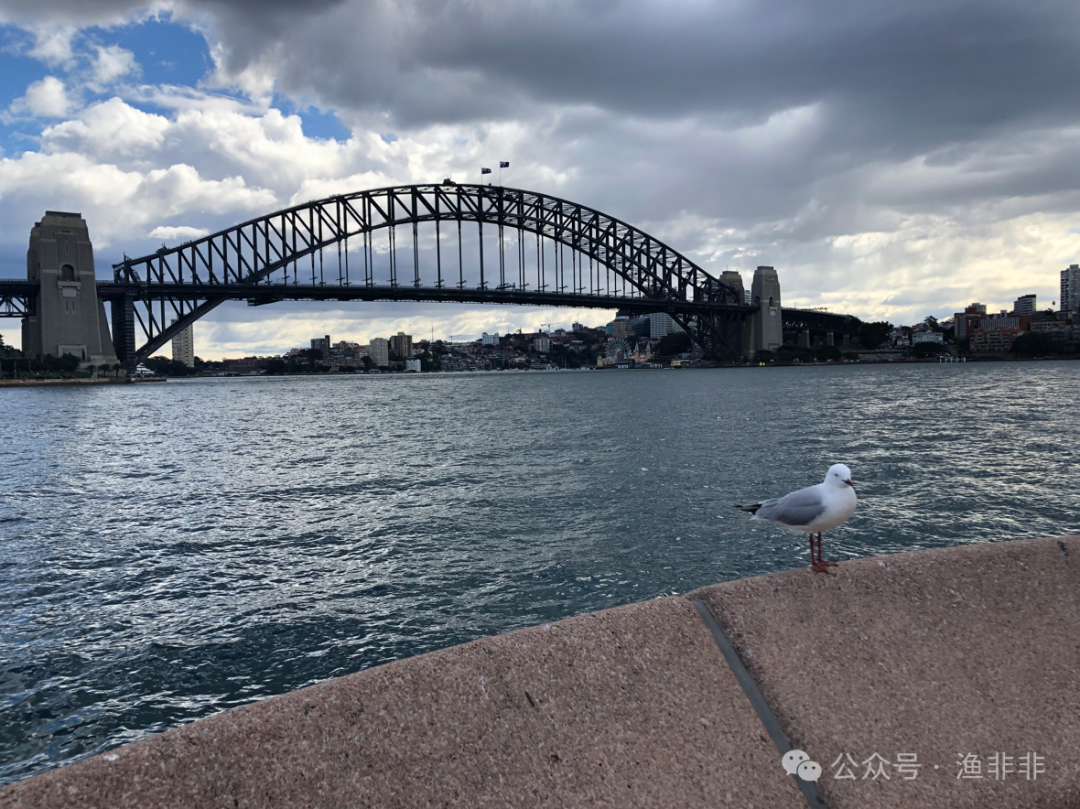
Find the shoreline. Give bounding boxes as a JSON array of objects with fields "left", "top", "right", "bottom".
[
  {"left": 4, "top": 355, "right": 1072, "bottom": 385},
  {"left": 0, "top": 377, "right": 167, "bottom": 387}
]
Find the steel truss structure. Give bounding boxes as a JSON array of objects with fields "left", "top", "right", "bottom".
[
  {"left": 0, "top": 280, "right": 36, "bottom": 317},
  {"left": 101, "top": 183, "right": 754, "bottom": 362}
]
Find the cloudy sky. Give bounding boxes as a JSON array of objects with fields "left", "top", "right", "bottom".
[{"left": 1, "top": 0, "right": 1078, "bottom": 358}]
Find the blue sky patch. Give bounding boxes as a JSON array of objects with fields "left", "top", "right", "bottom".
[
  {"left": 275, "top": 94, "right": 351, "bottom": 142},
  {"left": 98, "top": 17, "right": 211, "bottom": 90}
]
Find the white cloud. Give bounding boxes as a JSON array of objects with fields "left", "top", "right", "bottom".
[
  {"left": 25, "top": 25, "right": 78, "bottom": 67},
  {"left": 42, "top": 97, "right": 169, "bottom": 157},
  {"left": 90, "top": 44, "right": 139, "bottom": 88},
  {"left": 0, "top": 150, "right": 276, "bottom": 243},
  {"left": 11, "top": 76, "right": 74, "bottom": 118},
  {"left": 148, "top": 225, "right": 209, "bottom": 239}
]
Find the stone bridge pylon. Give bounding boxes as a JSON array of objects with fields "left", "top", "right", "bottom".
[{"left": 21, "top": 211, "right": 118, "bottom": 367}]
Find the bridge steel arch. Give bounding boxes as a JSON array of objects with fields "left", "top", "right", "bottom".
[{"left": 102, "top": 183, "right": 754, "bottom": 363}]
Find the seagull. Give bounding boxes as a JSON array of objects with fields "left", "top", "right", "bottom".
[{"left": 736, "top": 464, "right": 857, "bottom": 573}]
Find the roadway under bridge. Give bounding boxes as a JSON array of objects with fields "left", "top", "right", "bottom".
[{"left": 783, "top": 308, "right": 862, "bottom": 348}]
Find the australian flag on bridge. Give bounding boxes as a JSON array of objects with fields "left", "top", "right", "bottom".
[
  {"left": 481, "top": 167, "right": 492, "bottom": 175},
  {"left": 500, "top": 161, "right": 510, "bottom": 168}
]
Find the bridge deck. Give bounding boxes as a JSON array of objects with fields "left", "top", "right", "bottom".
[{"left": 95, "top": 282, "right": 756, "bottom": 315}]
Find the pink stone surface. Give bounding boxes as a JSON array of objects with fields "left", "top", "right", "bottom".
[
  {"left": 0, "top": 597, "right": 803, "bottom": 809},
  {"left": 688, "top": 536, "right": 1080, "bottom": 809}
]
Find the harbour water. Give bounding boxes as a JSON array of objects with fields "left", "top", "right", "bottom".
[{"left": 2, "top": 362, "right": 1078, "bottom": 784}]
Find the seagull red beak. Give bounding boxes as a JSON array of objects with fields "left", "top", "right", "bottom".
[{"left": 844, "top": 479, "right": 854, "bottom": 487}]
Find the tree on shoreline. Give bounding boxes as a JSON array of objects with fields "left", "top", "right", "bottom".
[
  {"left": 858, "top": 321, "right": 893, "bottom": 350},
  {"left": 1012, "top": 331, "right": 1054, "bottom": 357},
  {"left": 654, "top": 331, "right": 692, "bottom": 358}
]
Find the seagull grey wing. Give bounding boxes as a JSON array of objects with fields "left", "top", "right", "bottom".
[{"left": 754, "top": 486, "right": 826, "bottom": 526}]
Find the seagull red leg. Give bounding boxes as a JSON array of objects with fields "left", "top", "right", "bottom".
[
  {"left": 818, "top": 532, "right": 838, "bottom": 567},
  {"left": 811, "top": 532, "right": 835, "bottom": 573}
]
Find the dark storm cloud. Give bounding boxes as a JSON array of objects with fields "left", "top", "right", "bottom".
[
  {"left": 151, "top": 0, "right": 1080, "bottom": 245},
  {"left": 183, "top": 0, "right": 1080, "bottom": 149},
  {"left": 11, "top": 0, "right": 1080, "bottom": 167}
]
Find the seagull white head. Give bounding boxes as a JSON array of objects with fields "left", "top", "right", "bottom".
[{"left": 826, "top": 463, "right": 854, "bottom": 488}]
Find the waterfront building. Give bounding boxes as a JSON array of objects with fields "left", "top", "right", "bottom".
[
  {"left": 953, "top": 303, "right": 989, "bottom": 339},
  {"left": 1062, "top": 266, "right": 1080, "bottom": 313},
  {"left": 482, "top": 332, "right": 500, "bottom": 346},
  {"left": 171, "top": 318, "right": 195, "bottom": 367},
  {"left": 970, "top": 327, "right": 1022, "bottom": 353},
  {"left": 390, "top": 332, "right": 413, "bottom": 357},
  {"left": 1013, "top": 294, "right": 1037, "bottom": 316},
  {"left": 404, "top": 358, "right": 421, "bottom": 372},
  {"left": 311, "top": 335, "right": 330, "bottom": 358},
  {"left": 912, "top": 332, "right": 944, "bottom": 345},
  {"left": 981, "top": 313, "right": 1028, "bottom": 331},
  {"left": 225, "top": 358, "right": 260, "bottom": 374},
  {"left": 1031, "top": 320, "right": 1072, "bottom": 341},
  {"left": 534, "top": 336, "right": 551, "bottom": 353},
  {"left": 1061, "top": 265, "right": 1080, "bottom": 312},
  {"left": 369, "top": 337, "right": 389, "bottom": 368}
]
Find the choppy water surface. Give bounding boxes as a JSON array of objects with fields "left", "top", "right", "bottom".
[{"left": 2, "top": 362, "right": 1078, "bottom": 782}]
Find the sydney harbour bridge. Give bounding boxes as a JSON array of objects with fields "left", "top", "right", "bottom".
[{"left": 2, "top": 182, "right": 860, "bottom": 363}]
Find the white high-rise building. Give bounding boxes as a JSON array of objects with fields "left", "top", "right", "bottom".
[
  {"left": 171, "top": 319, "right": 194, "bottom": 367},
  {"left": 481, "top": 332, "right": 500, "bottom": 345},
  {"left": 1013, "top": 294, "right": 1036, "bottom": 316},
  {"left": 1061, "top": 264, "right": 1080, "bottom": 312},
  {"left": 368, "top": 337, "right": 389, "bottom": 367},
  {"left": 649, "top": 312, "right": 679, "bottom": 338}
]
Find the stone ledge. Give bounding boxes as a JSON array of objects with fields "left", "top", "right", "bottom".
[{"left": 687, "top": 535, "right": 1080, "bottom": 809}]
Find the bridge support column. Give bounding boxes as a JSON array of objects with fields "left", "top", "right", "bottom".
[
  {"left": 826, "top": 331, "right": 835, "bottom": 347},
  {"left": 111, "top": 296, "right": 136, "bottom": 364},
  {"left": 748, "top": 266, "right": 782, "bottom": 357},
  {"left": 797, "top": 329, "right": 811, "bottom": 349},
  {"left": 842, "top": 333, "right": 851, "bottom": 346},
  {"left": 22, "top": 211, "right": 118, "bottom": 366}
]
